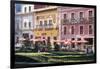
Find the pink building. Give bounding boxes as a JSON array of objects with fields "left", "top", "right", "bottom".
[{"left": 58, "top": 7, "right": 95, "bottom": 52}]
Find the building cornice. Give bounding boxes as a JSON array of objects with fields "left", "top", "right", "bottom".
[{"left": 34, "top": 6, "right": 58, "bottom": 12}]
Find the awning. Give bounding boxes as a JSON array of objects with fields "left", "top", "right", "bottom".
[
  {"left": 19, "top": 38, "right": 26, "bottom": 41},
  {"left": 72, "top": 40, "right": 88, "bottom": 43}
]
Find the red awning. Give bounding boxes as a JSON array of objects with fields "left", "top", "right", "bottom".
[{"left": 72, "top": 40, "right": 88, "bottom": 43}]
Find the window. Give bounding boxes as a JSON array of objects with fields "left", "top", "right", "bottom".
[
  {"left": 89, "top": 25, "right": 93, "bottom": 34},
  {"left": 77, "top": 38, "right": 81, "bottom": 41},
  {"left": 53, "top": 37, "right": 57, "bottom": 40},
  {"left": 84, "top": 38, "right": 93, "bottom": 45},
  {"left": 71, "top": 38, "right": 75, "bottom": 40},
  {"left": 89, "top": 11, "right": 93, "bottom": 17},
  {"left": 29, "top": 6, "right": 31, "bottom": 12},
  {"left": 49, "top": 20, "right": 52, "bottom": 26},
  {"left": 23, "top": 33, "right": 29, "bottom": 38},
  {"left": 24, "top": 22, "right": 27, "bottom": 28},
  {"left": 80, "top": 26, "right": 83, "bottom": 34},
  {"left": 71, "top": 26, "right": 74, "bottom": 34},
  {"left": 64, "top": 27, "right": 66, "bottom": 35},
  {"left": 40, "top": 21, "right": 43, "bottom": 27},
  {"left": 72, "top": 43, "right": 75, "bottom": 48},
  {"left": 80, "top": 12, "right": 83, "bottom": 18},
  {"left": 88, "top": 11, "right": 93, "bottom": 23},
  {"left": 63, "top": 14, "right": 67, "bottom": 19},
  {"left": 29, "top": 22, "right": 31, "bottom": 28},
  {"left": 44, "top": 20, "right": 47, "bottom": 27},
  {"left": 71, "top": 13, "right": 75, "bottom": 20},
  {"left": 24, "top": 7, "right": 27, "bottom": 13},
  {"left": 30, "top": 35, "right": 33, "bottom": 39}
]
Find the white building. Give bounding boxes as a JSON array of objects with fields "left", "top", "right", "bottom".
[
  {"left": 20, "top": 4, "right": 34, "bottom": 39},
  {"left": 15, "top": 4, "right": 22, "bottom": 44}
]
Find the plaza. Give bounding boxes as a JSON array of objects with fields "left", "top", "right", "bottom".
[{"left": 15, "top": 4, "right": 95, "bottom": 64}]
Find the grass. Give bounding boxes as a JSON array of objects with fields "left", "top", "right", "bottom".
[
  {"left": 16, "top": 52, "right": 51, "bottom": 56},
  {"left": 15, "top": 52, "right": 95, "bottom": 63},
  {"left": 49, "top": 51, "right": 85, "bottom": 55}
]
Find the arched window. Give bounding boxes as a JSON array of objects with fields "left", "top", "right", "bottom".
[
  {"left": 24, "top": 22, "right": 27, "bottom": 28},
  {"left": 24, "top": 7, "right": 27, "bottom": 13},
  {"left": 39, "top": 21, "right": 43, "bottom": 29},
  {"left": 89, "top": 25, "right": 93, "bottom": 34},
  {"left": 44, "top": 20, "right": 47, "bottom": 27},
  {"left": 80, "top": 12, "right": 84, "bottom": 19},
  {"left": 63, "top": 14, "right": 67, "bottom": 19},
  {"left": 71, "top": 13, "right": 75, "bottom": 20},
  {"left": 29, "top": 22, "right": 31, "bottom": 28},
  {"left": 64, "top": 27, "right": 66, "bottom": 35},
  {"left": 29, "top": 6, "right": 31, "bottom": 12},
  {"left": 89, "top": 11, "right": 93, "bottom": 17},
  {"left": 80, "top": 26, "right": 83, "bottom": 34},
  {"left": 71, "top": 26, "right": 74, "bottom": 34},
  {"left": 49, "top": 20, "right": 52, "bottom": 26}
]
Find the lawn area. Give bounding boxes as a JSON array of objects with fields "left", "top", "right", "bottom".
[
  {"left": 16, "top": 52, "right": 51, "bottom": 56},
  {"left": 15, "top": 52, "right": 95, "bottom": 63}
]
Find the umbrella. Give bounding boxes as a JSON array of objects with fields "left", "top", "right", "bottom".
[
  {"left": 34, "top": 39, "right": 41, "bottom": 41},
  {"left": 53, "top": 40, "right": 59, "bottom": 42},
  {"left": 53, "top": 39, "right": 66, "bottom": 42},
  {"left": 41, "top": 39, "right": 46, "bottom": 41},
  {"left": 72, "top": 40, "right": 88, "bottom": 43},
  {"left": 64, "top": 41, "right": 68, "bottom": 44},
  {"left": 59, "top": 40, "right": 65, "bottom": 42},
  {"left": 32, "top": 38, "right": 46, "bottom": 42},
  {"left": 30, "top": 39, "right": 36, "bottom": 41},
  {"left": 72, "top": 40, "right": 79, "bottom": 43},
  {"left": 64, "top": 40, "right": 71, "bottom": 45},
  {"left": 19, "top": 38, "right": 26, "bottom": 41},
  {"left": 78, "top": 40, "right": 88, "bottom": 43}
]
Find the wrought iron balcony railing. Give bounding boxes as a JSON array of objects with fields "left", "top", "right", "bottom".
[
  {"left": 34, "top": 24, "right": 56, "bottom": 31},
  {"left": 61, "top": 17, "right": 94, "bottom": 25},
  {"left": 88, "top": 17, "right": 94, "bottom": 24}
]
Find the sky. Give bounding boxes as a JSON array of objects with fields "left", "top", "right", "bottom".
[{"left": 15, "top": 4, "right": 21, "bottom": 12}]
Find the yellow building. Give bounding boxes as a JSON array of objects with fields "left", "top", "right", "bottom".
[{"left": 33, "top": 6, "right": 59, "bottom": 46}]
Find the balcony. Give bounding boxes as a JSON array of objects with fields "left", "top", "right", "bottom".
[
  {"left": 61, "top": 19, "right": 69, "bottom": 25},
  {"left": 88, "top": 17, "right": 94, "bottom": 24},
  {"left": 69, "top": 19, "right": 78, "bottom": 24},
  {"left": 61, "top": 17, "right": 94, "bottom": 25},
  {"left": 79, "top": 18, "right": 86, "bottom": 23},
  {"left": 34, "top": 24, "right": 56, "bottom": 31},
  {"left": 34, "top": 25, "right": 43, "bottom": 31},
  {"left": 61, "top": 18, "right": 79, "bottom": 24}
]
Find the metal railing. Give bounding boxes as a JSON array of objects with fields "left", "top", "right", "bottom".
[
  {"left": 34, "top": 24, "right": 55, "bottom": 31},
  {"left": 88, "top": 17, "right": 94, "bottom": 24},
  {"left": 61, "top": 17, "right": 94, "bottom": 24}
]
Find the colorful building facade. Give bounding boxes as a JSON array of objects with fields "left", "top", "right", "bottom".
[
  {"left": 15, "top": 13, "right": 22, "bottom": 44},
  {"left": 19, "top": 4, "right": 34, "bottom": 39},
  {"left": 33, "top": 6, "right": 59, "bottom": 46},
  {"left": 15, "top": 4, "right": 95, "bottom": 52},
  {"left": 15, "top": 4, "right": 23, "bottom": 44},
  {"left": 58, "top": 7, "right": 95, "bottom": 52}
]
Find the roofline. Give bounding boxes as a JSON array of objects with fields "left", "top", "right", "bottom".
[{"left": 34, "top": 6, "right": 58, "bottom": 12}]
